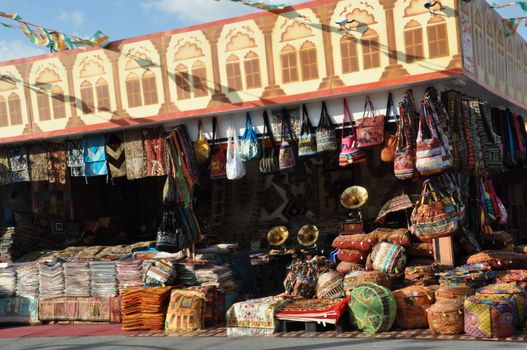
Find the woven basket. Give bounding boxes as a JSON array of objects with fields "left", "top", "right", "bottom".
[
  {"left": 435, "top": 285, "right": 475, "bottom": 302},
  {"left": 393, "top": 285, "right": 434, "bottom": 328},
  {"left": 427, "top": 300, "right": 464, "bottom": 335}
]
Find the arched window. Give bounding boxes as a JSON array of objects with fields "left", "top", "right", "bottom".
[
  {"left": 299, "top": 41, "right": 319, "bottom": 81},
  {"left": 192, "top": 61, "right": 208, "bottom": 97},
  {"left": 341, "top": 35, "right": 359, "bottom": 73},
  {"left": 0, "top": 96, "right": 8, "bottom": 127},
  {"left": 96, "top": 78, "right": 110, "bottom": 112},
  {"left": 427, "top": 16, "right": 449, "bottom": 58},
  {"left": 486, "top": 17, "right": 495, "bottom": 76},
  {"left": 37, "top": 89, "right": 51, "bottom": 121},
  {"left": 404, "top": 21, "right": 424, "bottom": 63},
  {"left": 175, "top": 64, "right": 191, "bottom": 100},
  {"left": 497, "top": 25, "right": 505, "bottom": 82},
  {"left": 80, "top": 81, "right": 94, "bottom": 114},
  {"left": 126, "top": 73, "right": 142, "bottom": 108},
  {"left": 226, "top": 55, "right": 242, "bottom": 92},
  {"left": 51, "top": 86, "right": 66, "bottom": 119},
  {"left": 7, "top": 93, "right": 21, "bottom": 125},
  {"left": 362, "top": 29, "right": 380, "bottom": 70},
  {"left": 281, "top": 45, "right": 298, "bottom": 84},
  {"left": 244, "top": 51, "right": 261, "bottom": 89},
  {"left": 142, "top": 71, "right": 158, "bottom": 106},
  {"left": 474, "top": 10, "right": 484, "bottom": 67}
]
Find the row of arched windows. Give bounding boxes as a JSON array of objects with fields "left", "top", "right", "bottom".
[{"left": 0, "top": 93, "right": 22, "bottom": 127}]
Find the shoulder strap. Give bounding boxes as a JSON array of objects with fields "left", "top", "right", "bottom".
[
  {"left": 342, "top": 98, "right": 354, "bottom": 138},
  {"left": 211, "top": 117, "right": 217, "bottom": 151},
  {"left": 301, "top": 104, "right": 313, "bottom": 134},
  {"left": 386, "top": 92, "right": 397, "bottom": 122},
  {"left": 363, "top": 95, "right": 375, "bottom": 119}
]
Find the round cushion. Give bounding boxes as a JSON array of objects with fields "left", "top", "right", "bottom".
[
  {"left": 464, "top": 296, "right": 515, "bottom": 338},
  {"left": 427, "top": 300, "right": 464, "bottom": 335},
  {"left": 370, "top": 242, "right": 406, "bottom": 274},
  {"left": 348, "top": 282, "right": 396, "bottom": 333},
  {"left": 316, "top": 271, "right": 344, "bottom": 299},
  {"left": 332, "top": 234, "right": 378, "bottom": 252},
  {"left": 336, "top": 261, "right": 363, "bottom": 274},
  {"left": 435, "top": 285, "right": 475, "bottom": 302},
  {"left": 393, "top": 286, "right": 434, "bottom": 329},
  {"left": 337, "top": 249, "right": 368, "bottom": 264}
]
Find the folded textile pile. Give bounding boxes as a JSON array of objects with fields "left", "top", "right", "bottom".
[
  {"left": 0, "top": 267, "right": 16, "bottom": 297},
  {"left": 174, "top": 260, "right": 209, "bottom": 286},
  {"left": 194, "top": 264, "right": 237, "bottom": 292},
  {"left": 15, "top": 263, "right": 39, "bottom": 297},
  {"left": 38, "top": 263, "right": 64, "bottom": 298},
  {"left": 144, "top": 259, "right": 177, "bottom": 286},
  {"left": 116, "top": 260, "right": 143, "bottom": 290},
  {"left": 0, "top": 227, "right": 51, "bottom": 263},
  {"left": 404, "top": 264, "right": 445, "bottom": 286},
  {"left": 276, "top": 297, "right": 349, "bottom": 325},
  {"left": 438, "top": 263, "right": 495, "bottom": 288},
  {"left": 90, "top": 261, "right": 117, "bottom": 297},
  {"left": 64, "top": 263, "right": 90, "bottom": 297},
  {"left": 121, "top": 286, "right": 172, "bottom": 331},
  {"left": 38, "top": 296, "right": 112, "bottom": 322},
  {"left": 0, "top": 296, "right": 39, "bottom": 324}
]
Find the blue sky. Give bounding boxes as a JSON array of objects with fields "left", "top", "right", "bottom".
[{"left": 0, "top": 0, "right": 525, "bottom": 61}]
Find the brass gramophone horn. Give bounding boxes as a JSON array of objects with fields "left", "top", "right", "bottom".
[
  {"left": 267, "top": 226, "right": 289, "bottom": 246},
  {"left": 297, "top": 224, "right": 319, "bottom": 247},
  {"left": 340, "top": 186, "right": 368, "bottom": 209}
]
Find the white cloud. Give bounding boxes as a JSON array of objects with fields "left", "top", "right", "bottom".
[
  {"left": 142, "top": 0, "right": 301, "bottom": 24},
  {"left": 0, "top": 40, "right": 46, "bottom": 62},
  {"left": 58, "top": 10, "right": 85, "bottom": 26}
]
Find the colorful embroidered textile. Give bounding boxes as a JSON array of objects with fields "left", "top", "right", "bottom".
[
  {"left": 476, "top": 283, "right": 526, "bottom": 329},
  {"left": 226, "top": 296, "right": 290, "bottom": 336},
  {"left": 276, "top": 297, "right": 350, "bottom": 325},
  {"left": 121, "top": 286, "right": 172, "bottom": 331},
  {"left": 38, "top": 296, "right": 111, "bottom": 322},
  {"left": 316, "top": 271, "right": 344, "bottom": 299},
  {"left": 106, "top": 133, "right": 127, "bottom": 178},
  {"left": 188, "top": 285, "right": 221, "bottom": 326},
  {"left": 332, "top": 234, "right": 378, "bottom": 252},
  {"left": 336, "top": 262, "right": 363, "bottom": 274},
  {"left": 165, "top": 289, "right": 205, "bottom": 331},
  {"left": 28, "top": 145, "right": 49, "bottom": 181},
  {"left": 67, "top": 140, "right": 85, "bottom": 177},
  {"left": 124, "top": 129, "right": 145, "bottom": 180},
  {"left": 283, "top": 258, "right": 321, "bottom": 298},
  {"left": 464, "top": 296, "right": 515, "bottom": 338},
  {"left": 348, "top": 282, "right": 396, "bottom": 333},
  {"left": 9, "top": 147, "right": 29, "bottom": 182},
  {"left": 47, "top": 143, "right": 67, "bottom": 184},
  {"left": 142, "top": 128, "right": 166, "bottom": 177},
  {"left": 83, "top": 135, "right": 108, "bottom": 177},
  {"left": 0, "top": 296, "right": 38, "bottom": 324},
  {"left": 371, "top": 242, "right": 406, "bottom": 274},
  {"left": 467, "top": 251, "right": 527, "bottom": 270},
  {"left": 438, "top": 263, "right": 495, "bottom": 288},
  {"left": 337, "top": 249, "right": 368, "bottom": 264},
  {"left": 376, "top": 194, "right": 413, "bottom": 224},
  {"left": 0, "top": 149, "right": 10, "bottom": 185}
]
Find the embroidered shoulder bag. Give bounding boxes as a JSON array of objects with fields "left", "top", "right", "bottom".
[
  {"left": 316, "top": 101, "right": 338, "bottom": 153},
  {"left": 394, "top": 91, "right": 416, "bottom": 180},
  {"left": 339, "top": 98, "right": 366, "bottom": 167},
  {"left": 259, "top": 111, "right": 279, "bottom": 175},
  {"left": 356, "top": 96, "right": 385, "bottom": 148},
  {"left": 279, "top": 108, "right": 297, "bottom": 172},
  {"left": 298, "top": 105, "right": 317, "bottom": 157},
  {"left": 210, "top": 117, "right": 227, "bottom": 180}
]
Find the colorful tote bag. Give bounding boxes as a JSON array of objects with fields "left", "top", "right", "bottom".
[
  {"left": 298, "top": 104, "right": 317, "bottom": 157},
  {"left": 67, "top": 140, "right": 85, "bottom": 177},
  {"left": 394, "top": 91, "right": 417, "bottom": 180},
  {"left": 47, "top": 143, "right": 67, "bottom": 184},
  {"left": 210, "top": 117, "right": 227, "bottom": 180},
  {"left": 194, "top": 120, "right": 210, "bottom": 165},
  {"left": 371, "top": 242, "right": 406, "bottom": 273},
  {"left": 356, "top": 96, "right": 385, "bottom": 148},
  {"left": 226, "top": 120, "right": 246, "bottom": 180},
  {"left": 143, "top": 128, "right": 166, "bottom": 177},
  {"left": 9, "top": 147, "right": 29, "bottom": 182},
  {"left": 83, "top": 135, "right": 108, "bottom": 177},
  {"left": 348, "top": 282, "right": 397, "bottom": 333},
  {"left": 29, "top": 145, "right": 49, "bottom": 181},
  {"left": 340, "top": 99, "right": 366, "bottom": 167},
  {"left": 105, "top": 133, "right": 127, "bottom": 178},
  {"left": 259, "top": 111, "right": 279, "bottom": 175},
  {"left": 279, "top": 108, "right": 297, "bottom": 172},
  {"left": 165, "top": 289, "right": 205, "bottom": 331},
  {"left": 239, "top": 112, "right": 260, "bottom": 161},
  {"left": 464, "top": 296, "right": 515, "bottom": 338},
  {"left": 123, "top": 129, "right": 145, "bottom": 180},
  {"left": 0, "top": 149, "right": 10, "bottom": 185},
  {"left": 316, "top": 101, "right": 338, "bottom": 153}
]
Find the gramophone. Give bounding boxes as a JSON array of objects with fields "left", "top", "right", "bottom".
[
  {"left": 297, "top": 224, "right": 319, "bottom": 253},
  {"left": 267, "top": 226, "right": 289, "bottom": 255},
  {"left": 340, "top": 186, "right": 368, "bottom": 234}
]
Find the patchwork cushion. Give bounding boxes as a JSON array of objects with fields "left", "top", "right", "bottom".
[
  {"left": 464, "top": 296, "right": 515, "bottom": 338},
  {"left": 371, "top": 242, "right": 406, "bottom": 274},
  {"left": 165, "top": 289, "right": 205, "bottom": 331}
]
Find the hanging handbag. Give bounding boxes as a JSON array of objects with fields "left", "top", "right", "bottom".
[
  {"left": 210, "top": 117, "right": 227, "bottom": 180},
  {"left": 298, "top": 105, "right": 317, "bottom": 157},
  {"left": 226, "top": 120, "right": 246, "bottom": 180},
  {"left": 410, "top": 180, "right": 460, "bottom": 241},
  {"left": 415, "top": 101, "right": 452, "bottom": 176},
  {"left": 194, "top": 120, "right": 210, "bottom": 165},
  {"left": 279, "top": 108, "right": 297, "bottom": 172},
  {"left": 316, "top": 101, "right": 338, "bottom": 153},
  {"left": 339, "top": 98, "right": 366, "bottom": 167},
  {"left": 381, "top": 93, "right": 398, "bottom": 162},
  {"left": 239, "top": 112, "right": 260, "bottom": 161},
  {"left": 259, "top": 111, "right": 280, "bottom": 175},
  {"left": 394, "top": 91, "right": 416, "bottom": 180},
  {"left": 356, "top": 96, "right": 385, "bottom": 148}
]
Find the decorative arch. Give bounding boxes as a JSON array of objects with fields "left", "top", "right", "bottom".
[
  {"left": 125, "top": 50, "right": 154, "bottom": 70},
  {"left": 362, "top": 29, "right": 380, "bottom": 70},
  {"left": 95, "top": 77, "right": 110, "bottom": 112},
  {"left": 404, "top": 20, "right": 424, "bottom": 63},
  {"left": 427, "top": 15, "right": 449, "bottom": 58},
  {"left": 51, "top": 85, "right": 66, "bottom": 119},
  {"left": 474, "top": 9, "right": 485, "bottom": 68},
  {"left": 226, "top": 54, "right": 242, "bottom": 91},
  {"left": 496, "top": 23, "right": 506, "bottom": 82},
  {"left": 79, "top": 59, "right": 105, "bottom": 78},
  {"left": 345, "top": 8, "right": 376, "bottom": 30},
  {"left": 404, "top": 0, "right": 441, "bottom": 17},
  {"left": 341, "top": 34, "right": 359, "bottom": 74},
  {"left": 280, "top": 44, "right": 299, "bottom": 84},
  {"left": 191, "top": 60, "right": 207, "bottom": 97},
  {"left": 226, "top": 32, "right": 257, "bottom": 52},
  {"left": 80, "top": 80, "right": 94, "bottom": 114},
  {"left": 7, "top": 92, "right": 22, "bottom": 125},
  {"left": 174, "top": 42, "right": 204, "bottom": 61},
  {"left": 281, "top": 21, "right": 313, "bottom": 42},
  {"left": 36, "top": 68, "right": 61, "bottom": 85},
  {"left": 486, "top": 16, "right": 495, "bottom": 77}
]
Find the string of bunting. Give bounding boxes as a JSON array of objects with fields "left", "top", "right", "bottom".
[
  {"left": 220, "top": 0, "right": 288, "bottom": 10},
  {"left": 0, "top": 11, "right": 109, "bottom": 52},
  {"left": 502, "top": 16, "right": 527, "bottom": 36},
  {"left": 489, "top": 1, "right": 527, "bottom": 11}
]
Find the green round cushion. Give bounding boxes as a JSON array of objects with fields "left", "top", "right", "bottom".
[{"left": 348, "top": 282, "right": 396, "bottom": 333}]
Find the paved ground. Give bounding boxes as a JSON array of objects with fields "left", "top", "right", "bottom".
[{"left": 0, "top": 336, "right": 526, "bottom": 350}]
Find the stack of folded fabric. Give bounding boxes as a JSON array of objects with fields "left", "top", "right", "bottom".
[
  {"left": 144, "top": 259, "right": 176, "bottom": 287},
  {"left": 64, "top": 262, "right": 90, "bottom": 297},
  {"left": 174, "top": 260, "right": 209, "bottom": 286},
  {"left": 404, "top": 264, "right": 445, "bottom": 286},
  {"left": 90, "top": 261, "right": 118, "bottom": 297},
  {"left": 194, "top": 264, "right": 237, "bottom": 292},
  {"left": 38, "top": 263, "right": 64, "bottom": 298},
  {"left": 121, "top": 286, "right": 172, "bottom": 331},
  {"left": 0, "top": 267, "right": 16, "bottom": 297},
  {"left": 15, "top": 263, "right": 39, "bottom": 297},
  {"left": 438, "top": 263, "right": 495, "bottom": 288},
  {"left": 276, "top": 297, "right": 350, "bottom": 325},
  {"left": 116, "top": 260, "right": 144, "bottom": 290}
]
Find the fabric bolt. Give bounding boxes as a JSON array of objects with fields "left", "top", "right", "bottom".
[
  {"left": 105, "top": 133, "right": 127, "bottom": 178},
  {"left": 123, "top": 129, "right": 146, "bottom": 180},
  {"left": 28, "top": 145, "right": 49, "bottom": 181},
  {"left": 9, "top": 147, "right": 30, "bottom": 182},
  {"left": 47, "top": 143, "right": 67, "bottom": 184},
  {"left": 348, "top": 282, "right": 396, "bottom": 333},
  {"left": 66, "top": 140, "right": 85, "bottom": 177},
  {"left": 165, "top": 289, "right": 205, "bottom": 331},
  {"left": 142, "top": 128, "right": 166, "bottom": 177},
  {"left": 83, "top": 135, "right": 108, "bottom": 177}
]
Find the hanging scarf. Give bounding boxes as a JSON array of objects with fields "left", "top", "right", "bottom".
[
  {"left": 29, "top": 145, "right": 49, "bottom": 181},
  {"left": 142, "top": 128, "right": 167, "bottom": 177},
  {"left": 47, "top": 143, "right": 67, "bottom": 184},
  {"left": 9, "top": 147, "right": 29, "bottom": 182},
  {"left": 67, "top": 140, "right": 85, "bottom": 177},
  {"left": 123, "top": 129, "right": 145, "bottom": 180},
  {"left": 83, "top": 135, "right": 108, "bottom": 177},
  {"left": 105, "top": 133, "right": 127, "bottom": 178}
]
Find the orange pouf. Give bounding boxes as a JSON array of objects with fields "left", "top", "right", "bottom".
[
  {"left": 427, "top": 300, "right": 464, "bottom": 335},
  {"left": 393, "top": 285, "right": 434, "bottom": 328}
]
